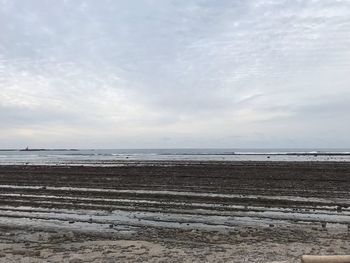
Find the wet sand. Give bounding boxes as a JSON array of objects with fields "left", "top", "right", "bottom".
[{"left": 0, "top": 161, "right": 349, "bottom": 262}]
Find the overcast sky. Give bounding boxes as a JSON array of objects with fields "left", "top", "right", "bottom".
[{"left": 1, "top": 0, "right": 350, "bottom": 149}]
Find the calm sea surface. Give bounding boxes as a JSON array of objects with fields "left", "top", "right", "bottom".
[{"left": 1, "top": 148, "right": 350, "bottom": 165}]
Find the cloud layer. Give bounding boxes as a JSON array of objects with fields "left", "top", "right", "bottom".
[{"left": 1, "top": 0, "right": 350, "bottom": 148}]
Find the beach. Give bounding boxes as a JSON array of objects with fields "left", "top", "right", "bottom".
[{"left": 0, "top": 161, "right": 349, "bottom": 262}]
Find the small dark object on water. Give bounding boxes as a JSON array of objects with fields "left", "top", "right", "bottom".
[
  {"left": 269, "top": 224, "right": 274, "bottom": 227},
  {"left": 321, "top": 222, "right": 327, "bottom": 229},
  {"left": 109, "top": 224, "right": 114, "bottom": 229}
]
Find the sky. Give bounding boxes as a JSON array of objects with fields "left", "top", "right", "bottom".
[{"left": 1, "top": 0, "right": 350, "bottom": 149}]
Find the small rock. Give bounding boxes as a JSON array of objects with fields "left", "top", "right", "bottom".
[
  {"left": 69, "top": 258, "right": 83, "bottom": 263},
  {"left": 63, "top": 231, "right": 75, "bottom": 239},
  {"left": 30, "top": 251, "right": 41, "bottom": 257},
  {"left": 240, "top": 232, "right": 248, "bottom": 237},
  {"left": 12, "top": 250, "right": 26, "bottom": 255}
]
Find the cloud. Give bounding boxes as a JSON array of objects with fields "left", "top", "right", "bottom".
[{"left": 1, "top": 0, "right": 350, "bottom": 148}]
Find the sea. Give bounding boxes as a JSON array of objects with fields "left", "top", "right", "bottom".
[{"left": 1, "top": 148, "right": 350, "bottom": 166}]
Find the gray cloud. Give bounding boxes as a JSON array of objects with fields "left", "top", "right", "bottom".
[{"left": 1, "top": 0, "right": 350, "bottom": 148}]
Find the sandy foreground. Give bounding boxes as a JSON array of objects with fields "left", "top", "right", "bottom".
[{"left": 0, "top": 161, "right": 349, "bottom": 262}]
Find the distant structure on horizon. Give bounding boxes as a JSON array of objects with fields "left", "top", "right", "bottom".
[{"left": 20, "top": 146, "right": 30, "bottom": 151}]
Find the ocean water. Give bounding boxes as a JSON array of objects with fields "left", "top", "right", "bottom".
[{"left": 1, "top": 148, "right": 350, "bottom": 165}]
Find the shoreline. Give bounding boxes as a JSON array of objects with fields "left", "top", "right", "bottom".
[{"left": 2, "top": 160, "right": 350, "bottom": 168}]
